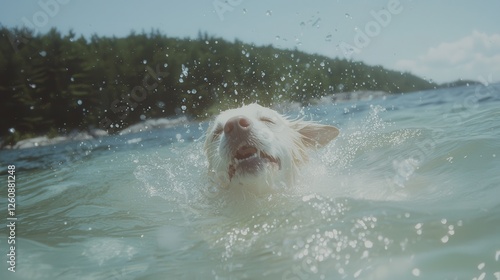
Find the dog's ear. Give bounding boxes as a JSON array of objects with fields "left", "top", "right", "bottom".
[{"left": 291, "top": 121, "right": 339, "bottom": 148}]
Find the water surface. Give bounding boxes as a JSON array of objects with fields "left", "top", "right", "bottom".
[{"left": 1, "top": 84, "right": 500, "bottom": 279}]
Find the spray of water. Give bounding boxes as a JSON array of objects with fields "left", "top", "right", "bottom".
[{"left": 129, "top": 104, "right": 464, "bottom": 279}]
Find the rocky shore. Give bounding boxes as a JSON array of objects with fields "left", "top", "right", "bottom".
[
  {"left": 2, "top": 116, "right": 189, "bottom": 149},
  {"left": 2, "top": 91, "right": 388, "bottom": 150}
]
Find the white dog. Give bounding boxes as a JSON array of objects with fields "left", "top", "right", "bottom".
[{"left": 204, "top": 104, "right": 339, "bottom": 195}]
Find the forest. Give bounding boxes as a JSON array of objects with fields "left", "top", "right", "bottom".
[{"left": 1, "top": 27, "right": 438, "bottom": 146}]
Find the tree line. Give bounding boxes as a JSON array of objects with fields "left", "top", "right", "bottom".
[{"left": 0, "top": 27, "right": 437, "bottom": 146}]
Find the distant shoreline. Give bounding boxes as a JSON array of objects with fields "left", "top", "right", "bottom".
[
  {"left": 1, "top": 28, "right": 481, "bottom": 149},
  {"left": 1, "top": 27, "right": 440, "bottom": 148},
  {"left": 1, "top": 90, "right": 392, "bottom": 150},
  {"left": 2, "top": 91, "right": 384, "bottom": 150},
  {"left": 2, "top": 116, "right": 189, "bottom": 150},
  {"left": 1, "top": 82, "right": 483, "bottom": 150}
]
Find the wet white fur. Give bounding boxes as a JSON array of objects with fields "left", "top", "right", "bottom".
[{"left": 204, "top": 104, "right": 339, "bottom": 195}]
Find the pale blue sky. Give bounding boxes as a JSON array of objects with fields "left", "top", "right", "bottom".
[{"left": 1, "top": 0, "right": 499, "bottom": 83}]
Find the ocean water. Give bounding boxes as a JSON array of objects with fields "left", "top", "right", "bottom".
[{"left": 1, "top": 84, "right": 500, "bottom": 279}]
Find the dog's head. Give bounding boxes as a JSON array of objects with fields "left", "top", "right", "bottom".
[{"left": 204, "top": 103, "right": 339, "bottom": 194}]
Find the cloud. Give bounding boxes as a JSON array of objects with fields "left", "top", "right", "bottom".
[{"left": 395, "top": 31, "right": 500, "bottom": 83}]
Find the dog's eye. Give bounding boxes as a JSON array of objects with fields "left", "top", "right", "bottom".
[
  {"left": 212, "top": 127, "right": 223, "bottom": 140},
  {"left": 260, "top": 117, "right": 275, "bottom": 124}
]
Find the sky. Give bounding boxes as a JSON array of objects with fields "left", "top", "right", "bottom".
[{"left": 1, "top": 0, "right": 499, "bottom": 84}]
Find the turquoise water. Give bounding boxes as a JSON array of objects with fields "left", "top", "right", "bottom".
[{"left": 1, "top": 84, "right": 500, "bottom": 279}]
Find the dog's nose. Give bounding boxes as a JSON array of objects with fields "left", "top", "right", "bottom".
[{"left": 224, "top": 116, "right": 251, "bottom": 135}]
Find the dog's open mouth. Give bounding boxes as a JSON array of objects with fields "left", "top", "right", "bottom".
[{"left": 228, "top": 145, "right": 281, "bottom": 180}]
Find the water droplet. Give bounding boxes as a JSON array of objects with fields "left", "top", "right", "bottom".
[
  {"left": 310, "top": 265, "right": 318, "bottom": 273},
  {"left": 412, "top": 268, "right": 421, "bottom": 276},
  {"left": 364, "top": 240, "right": 373, "bottom": 248},
  {"left": 275, "top": 35, "right": 280, "bottom": 40},
  {"left": 181, "top": 105, "right": 187, "bottom": 111},
  {"left": 8, "top": 128, "right": 15, "bottom": 133},
  {"left": 176, "top": 133, "right": 183, "bottom": 142},
  {"left": 300, "top": 21, "right": 306, "bottom": 27},
  {"left": 243, "top": 8, "right": 247, "bottom": 14},
  {"left": 478, "top": 263, "right": 485, "bottom": 270},
  {"left": 448, "top": 225, "right": 455, "bottom": 235},
  {"left": 325, "top": 34, "right": 332, "bottom": 42},
  {"left": 181, "top": 64, "right": 189, "bottom": 76},
  {"left": 39, "top": 51, "right": 47, "bottom": 57},
  {"left": 345, "top": 13, "right": 352, "bottom": 19},
  {"left": 441, "top": 235, "right": 449, "bottom": 243},
  {"left": 142, "top": 59, "right": 147, "bottom": 64},
  {"left": 312, "top": 17, "right": 321, "bottom": 28},
  {"left": 77, "top": 100, "right": 82, "bottom": 105},
  {"left": 266, "top": 10, "right": 272, "bottom": 16}
]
